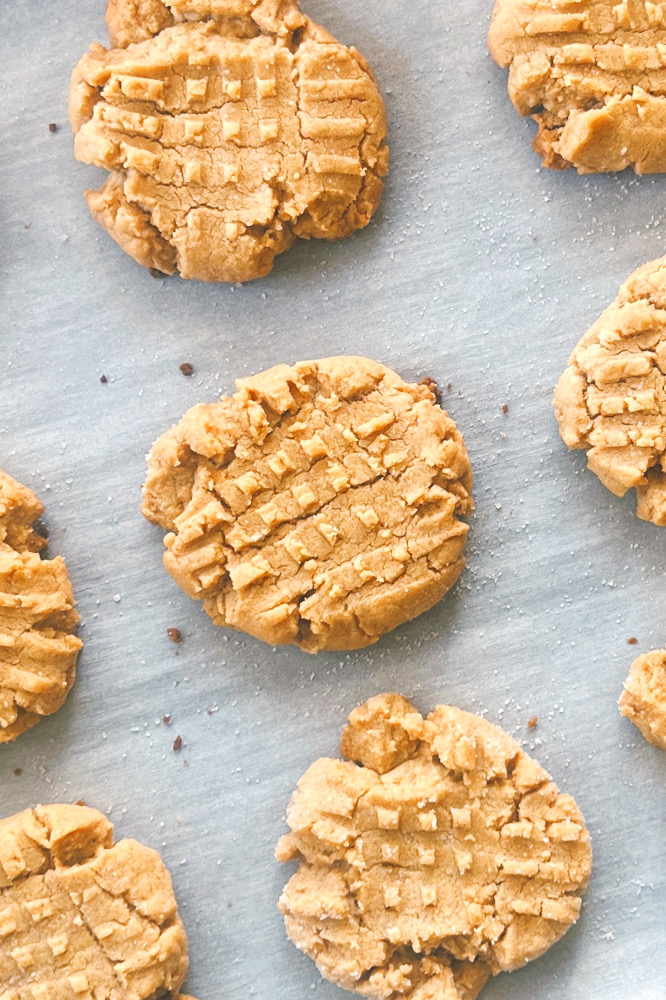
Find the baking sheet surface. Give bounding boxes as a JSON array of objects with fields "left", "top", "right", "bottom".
[{"left": 2, "top": 1, "right": 666, "bottom": 997}]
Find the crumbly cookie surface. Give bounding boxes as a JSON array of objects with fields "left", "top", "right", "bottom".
[
  {"left": 142, "top": 357, "right": 472, "bottom": 653},
  {"left": 69, "top": 0, "right": 388, "bottom": 282},
  {"left": 488, "top": 0, "right": 666, "bottom": 173},
  {"left": 0, "top": 470, "right": 82, "bottom": 743},
  {"left": 0, "top": 803, "right": 189, "bottom": 1000},
  {"left": 619, "top": 647, "right": 666, "bottom": 749},
  {"left": 554, "top": 255, "right": 666, "bottom": 524},
  {"left": 276, "top": 694, "right": 592, "bottom": 1000}
]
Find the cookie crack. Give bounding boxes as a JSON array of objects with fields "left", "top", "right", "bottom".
[{"left": 65, "top": 884, "right": 130, "bottom": 996}]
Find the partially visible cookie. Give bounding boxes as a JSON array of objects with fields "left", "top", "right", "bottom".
[
  {"left": 488, "top": 0, "right": 666, "bottom": 173},
  {"left": 0, "top": 470, "right": 82, "bottom": 742},
  {"left": 69, "top": 0, "right": 388, "bottom": 282},
  {"left": 142, "top": 357, "right": 472, "bottom": 653},
  {"left": 276, "top": 693, "right": 592, "bottom": 1000},
  {"left": 554, "top": 255, "right": 666, "bottom": 525},
  {"left": 0, "top": 803, "right": 190, "bottom": 998},
  {"left": 619, "top": 647, "right": 666, "bottom": 750}
]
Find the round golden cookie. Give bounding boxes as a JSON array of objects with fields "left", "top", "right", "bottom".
[
  {"left": 0, "top": 470, "right": 82, "bottom": 743},
  {"left": 142, "top": 357, "right": 472, "bottom": 653},
  {"left": 276, "top": 694, "right": 592, "bottom": 1000},
  {"left": 488, "top": 0, "right": 666, "bottom": 173},
  {"left": 554, "top": 255, "right": 666, "bottom": 525},
  {"left": 619, "top": 647, "right": 666, "bottom": 750},
  {"left": 69, "top": 0, "right": 388, "bottom": 282},
  {"left": 0, "top": 803, "right": 190, "bottom": 999}
]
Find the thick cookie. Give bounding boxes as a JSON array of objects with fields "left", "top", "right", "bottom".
[
  {"left": 69, "top": 0, "right": 388, "bottom": 282},
  {"left": 488, "top": 0, "right": 666, "bottom": 173},
  {"left": 0, "top": 470, "right": 82, "bottom": 743},
  {"left": 0, "top": 803, "right": 190, "bottom": 999},
  {"left": 554, "top": 255, "right": 666, "bottom": 525},
  {"left": 619, "top": 647, "right": 666, "bottom": 749},
  {"left": 142, "top": 357, "right": 472, "bottom": 653},
  {"left": 276, "top": 694, "right": 592, "bottom": 1000}
]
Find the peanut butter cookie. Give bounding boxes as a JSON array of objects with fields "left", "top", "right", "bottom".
[
  {"left": 276, "top": 694, "right": 592, "bottom": 1000},
  {"left": 142, "top": 357, "right": 472, "bottom": 653},
  {"left": 488, "top": 0, "right": 666, "bottom": 173},
  {"left": 554, "top": 255, "right": 666, "bottom": 525},
  {"left": 0, "top": 803, "right": 191, "bottom": 999},
  {"left": 0, "top": 470, "right": 82, "bottom": 743},
  {"left": 69, "top": 0, "right": 388, "bottom": 282},
  {"left": 619, "top": 647, "right": 666, "bottom": 749}
]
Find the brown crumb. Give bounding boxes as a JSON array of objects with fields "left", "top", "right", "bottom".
[
  {"left": 447, "top": 383, "right": 452, "bottom": 391},
  {"left": 179, "top": 362, "right": 194, "bottom": 377},
  {"left": 48, "top": 123, "right": 58, "bottom": 133},
  {"left": 206, "top": 709, "right": 213, "bottom": 716},
  {"left": 527, "top": 716, "right": 538, "bottom": 729},
  {"left": 13, "top": 768, "right": 22, "bottom": 777},
  {"left": 418, "top": 376, "right": 441, "bottom": 404},
  {"left": 148, "top": 267, "right": 165, "bottom": 279},
  {"left": 162, "top": 715, "right": 171, "bottom": 725},
  {"left": 183, "top": 759, "right": 189, "bottom": 767},
  {"left": 76, "top": 799, "right": 85, "bottom": 806},
  {"left": 167, "top": 627, "right": 182, "bottom": 643},
  {"left": 627, "top": 637, "right": 638, "bottom": 645},
  {"left": 100, "top": 375, "right": 108, "bottom": 384},
  {"left": 173, "top": 735, "right": 183, "bottom": 751},
  {"left": 24, "top": 224, "right": 31, "bottom": 230},
  {"left": 502, "top": 404, "right": 509, "bottom": 415}
]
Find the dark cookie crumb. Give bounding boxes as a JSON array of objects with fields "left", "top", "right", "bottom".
[
  {"left": 173, "top": 735, "right": 183, "bottom": 751},
  {"left": 167, "top": 627, "right": 182, "bottom": 643},
  {"left": 48, "top": 123, "right": 58, "bottom": 133},
  {"left": 418, "top": 376, "right": 441, "bottom": 404},
  {"left": 163, "top": 714, "right": 171, "bottom": 725},
  {"left": 149, "top": 267, "right": 165, "bottom": 279},
  {"left": 179, "top": 362, "right": 194, "bottom": 377},
  {"left": 527, "top": 716, "right": 538, "bottom": 730},
  {"left": 100, "top": 375, "right": 108, "bottom": 384},
  {"left": 13, "top": 768, "right": 22, "bottom": 777},
  {"left": 502, "top": 404, "right": 509, "bottom": 414},
  {"left": 627, "top": 637, "right": 638, "bottom": 645}
]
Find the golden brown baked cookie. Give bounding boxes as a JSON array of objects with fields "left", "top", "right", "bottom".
[
  {"left": 0, "top": 803, "right": 190, "bottom": 999},
  {"left": 488, "top": 0, "right": 666, "bottom": 173},
  {"left": 554, "top": 255, "right": 666, "bottom": 525},
  {"left": 619, "top": 647, "right": 666, "bottom": 749},
  {"left": 142, "top": 357, "right": 472, "bottom": 653},
  {"left": 0, "top": 470, "right": 82, "bottom": 743},
  {"left": 69, "top": 0, "right": 388, "bottom": 282},
  {"left": 276, "top": 693, "right": 592, "bottom": 1000}
]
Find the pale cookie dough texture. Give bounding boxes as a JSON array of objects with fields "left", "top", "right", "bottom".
[
  {"left": 0, "top": 470, "right": 82, "bottom": 744},
  {"left": 488, "top": 0, "right": 666, "bottom": 173},
  {"left": 142, "top": 357, "right": 473, "bottom": 653},
  {"left": 276, "top": 694, "right": 592, "bottom": 1000},
  {"left": 69, "top": 0, "right": 388, "bottom": 282},
  {"left": 0, "top": 803, "right": 191, "bottom": 1000},
  {"left": 619, "top": 647, "right": 666, "bottom": 749},
  {"left": 554, "top": 255, "right": 666, "bottom": 525}
]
